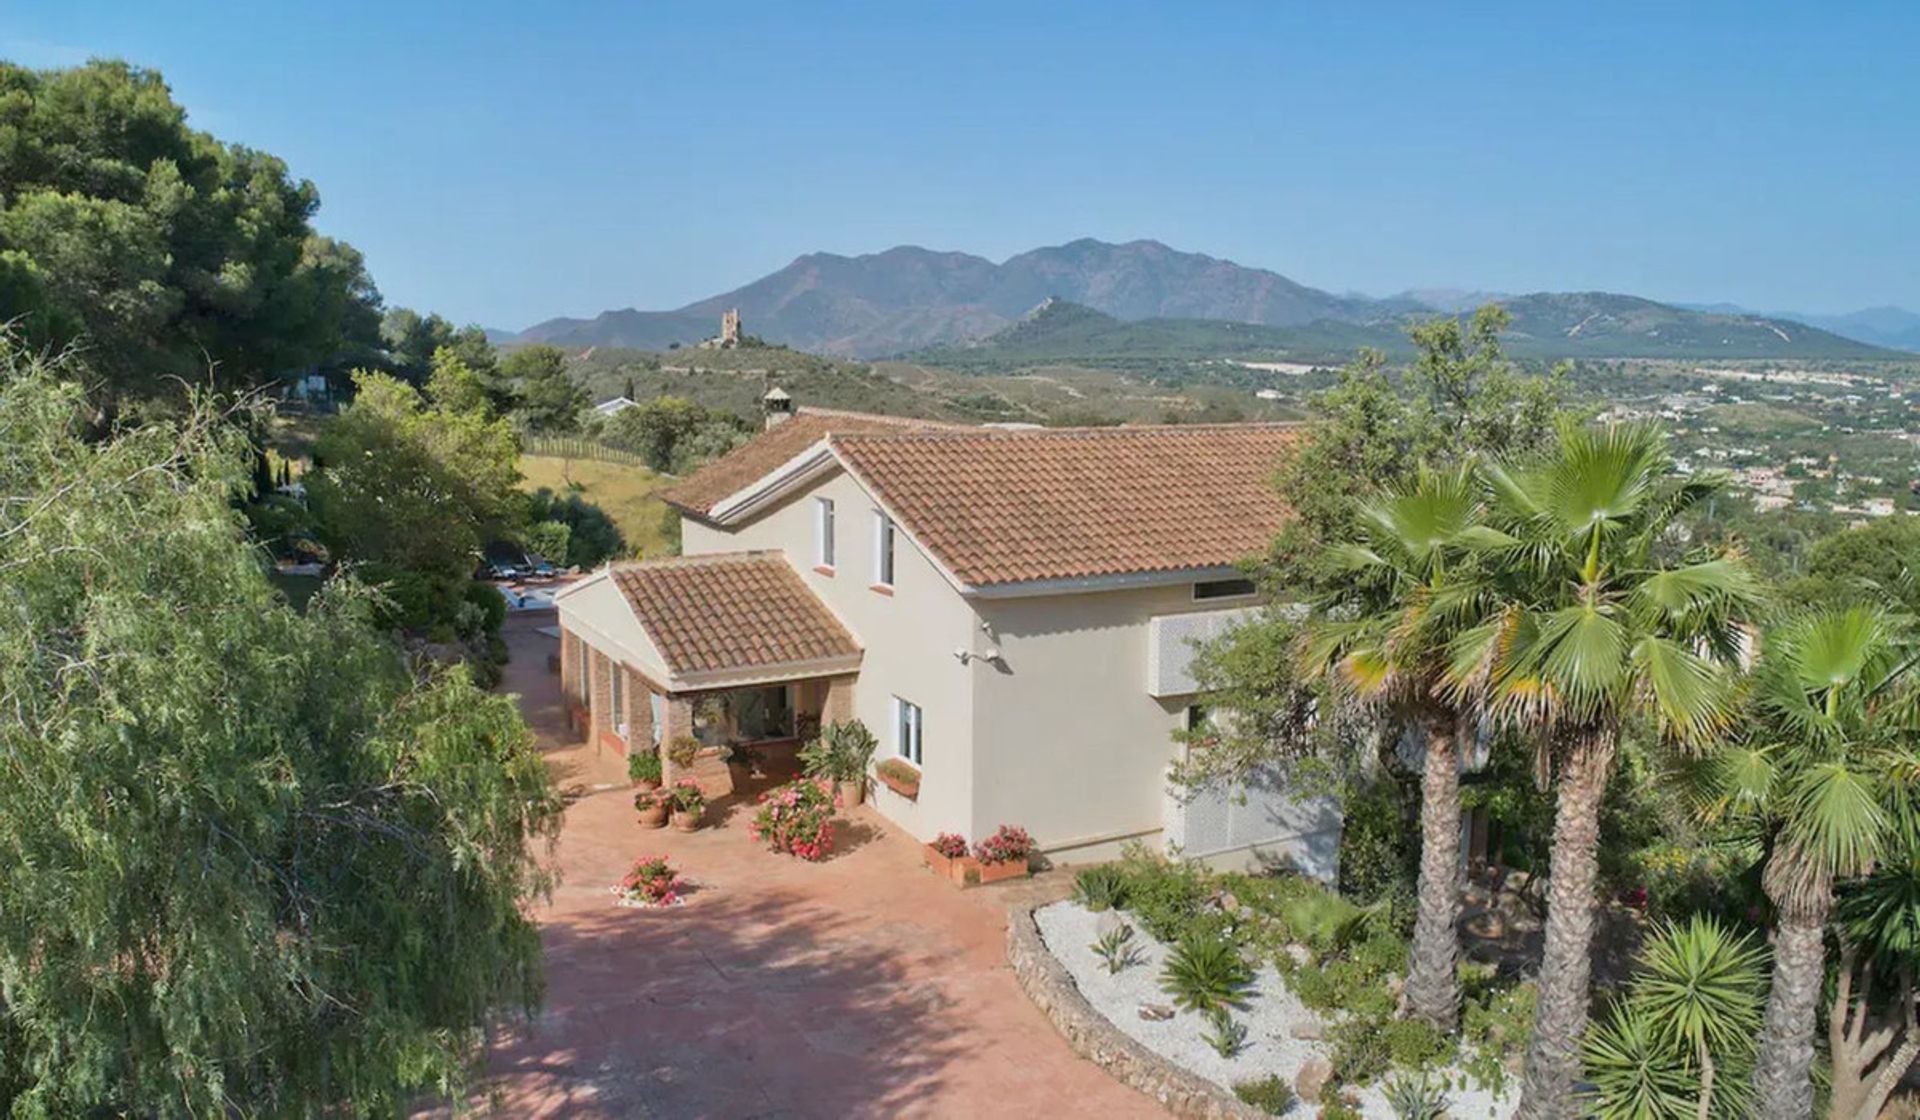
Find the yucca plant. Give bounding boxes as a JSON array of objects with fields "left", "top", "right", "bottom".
[
  {"left": 1384, "top": 1071, "right": 1450, "bottom": 1120},
  {"left": 1446, "top": 420, "right": 1763, "bottom": 1116},
  {"left": 1159, "top": 933, "right": 1252, "bottom": 1014},
  {"left": 1580, "top": 916, "right": 1766, "bottom": 1120},
  {"left": 1200, "top": 1006, "right": 1248, "bottom": 1058},
  {"left": 1090, "top": 923, "right": 1141, "bottom": 974},
  {"left": 1073, "top": 865, "right": 1129, "bottom": 912}
]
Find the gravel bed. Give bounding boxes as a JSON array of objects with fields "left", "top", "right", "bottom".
[{"left": 1034, "top": 900, "right": 1516, "bottom": 1119}]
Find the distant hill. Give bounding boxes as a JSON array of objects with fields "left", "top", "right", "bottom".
[
  {"left": 516, "top": 239, "right": 1404, "bottom": 357},
  {"left": 916, "top": 293, "right": 1892, "bottom": 369},
  {"left": 1679, "top": 302, "right": 1920, "bottom": 353},
  {"left": 510, "top": 237, "right": 1901, "bottom": 362}
]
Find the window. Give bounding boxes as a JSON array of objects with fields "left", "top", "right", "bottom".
[
  {"left": 609, "top": 663, "right": 625, "bottom": 730},
  {"left": 814, "top": 497, "right": 836, "bottom": 569},
  {"left": 893, "top": 696, "right": 923, "bottom": 766},
  {"left": 1193, "top": 577, "right": 1257, "bottom": 601},
  {"left": 1185, "top": 703, "right": 1211, "bottom": 735},
  {"left": 872, "top": 509, "right": 895, "bottom": 588}
]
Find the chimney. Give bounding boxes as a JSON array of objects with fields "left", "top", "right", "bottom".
[{"left": 762, "top": 386, "right": 794, "bottom": 430}]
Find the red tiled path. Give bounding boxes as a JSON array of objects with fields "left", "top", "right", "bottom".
[{"left": 478, "top": 614, "right": 1167, "bottom": 1118}]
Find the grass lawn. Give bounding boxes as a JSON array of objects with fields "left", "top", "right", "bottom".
[{"left": 518, "top": 454, "right": 677, "bottom": 559}]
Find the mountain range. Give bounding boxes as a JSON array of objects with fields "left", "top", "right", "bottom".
[{"left": 511, "top": 239, "right": 1907, "bottom": 361}]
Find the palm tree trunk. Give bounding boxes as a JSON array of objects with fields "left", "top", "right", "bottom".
[
  {"left": 1515, "top": 730, "right": 1616, "bottom": 1120},
  {"left": 1402, "top": 710, "right": 1464, "bottom": 1029},
  {"left": 1752, "top": 863, "right": 1833, "bottom": 1120}
]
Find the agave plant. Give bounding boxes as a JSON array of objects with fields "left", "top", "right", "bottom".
[
  {"left": 1200, "top": 1006, "right": 1248, "bottom": 1058},
  {"left": 1073, "top": 865, "right": 1129, "bottom": 912},
  {"left": 1384, "top": 1071, "right": 1450, "bottom": 1120},
  {"left": 1158, "top": 933, "right": 1252, "bottom": 1014}
]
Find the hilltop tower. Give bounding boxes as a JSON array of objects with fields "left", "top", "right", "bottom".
[{"left": 720, "top": 308, "right": 742, "bottom": 347}]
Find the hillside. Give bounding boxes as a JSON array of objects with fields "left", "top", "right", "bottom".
[
  {"left": 516, "top": 238, "right": 1399, "bottom": 357},
  {"left": 511, "top": 237, "right": 1896, "bottom": 362}
]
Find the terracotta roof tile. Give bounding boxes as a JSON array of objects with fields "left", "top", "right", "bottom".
[
  {"left": 661, "top": 408, "right": 968, "bottom": 521},
  {"left": 830, "top": 425, "right": 1300, "bottom": 587},
  {"left": 608, "top": 552, "right": 860, "bottom": 676}
]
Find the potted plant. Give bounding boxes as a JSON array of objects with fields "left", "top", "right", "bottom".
[
  {"left": 874, "top": 758, "right": 920, "bottom": 801},
  {"left": 924, "top": 832, "right": 970, "bottom": 882},
  {"left": 634, "top": 788, "right": 668, "bottom": 829},
  {"left": 666, "top": 736, "right": 701, "bottom": 771},
  {"left": 970, "top": 825, "right": 1034, "bottom": 885},
  {"left": 668, "top": 779, "right": 706, "bottom": 832},
  {"left": 628, "top": 750, "right": 662, "bottom": 791},
  {"left": 799, "top": 719, "right": 878, "bottom": 808},
  {"left": 748, "top": 779, "right": 838, "bottom": 860},
  {"left": 614, "top": 855, "right": 684, "bottom": 908}
]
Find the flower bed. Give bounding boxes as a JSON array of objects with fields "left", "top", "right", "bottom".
[
  {"left": 613, "top": 855, "right": 686, "bottom": 908},
  {"left": 748, "top": 778, "right": 837, "bottom": 860}
]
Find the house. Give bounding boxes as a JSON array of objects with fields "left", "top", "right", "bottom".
[
  {"left": 593, "top": 396, "right": 639, "bottom": 417},
  {"left": 554, "top": 393, "right": 1339, "bottom": 876}
]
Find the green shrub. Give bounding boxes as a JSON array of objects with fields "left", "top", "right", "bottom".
[
  {"left": 1117, "top": 846, "right": 1210, "bottom": 942},
  {"left": 1231, "top": 1075, "right": 1296, "bottom": 1116},
  {"left": 1338, "top": 775, "right": 1419, "bottom": 906},
  {"left": 1461, "top": 979, "right": 1535, "bottom": 1092},
  {"left": 1073, "top": 865, "right": 1129, "bottom": 911},
  {"left": 1158, "top": 933, "right": 1252, "bottom": 1014},
  {"left": 1329, "top": 1017, "right": 1452, "bottom": 1087}
]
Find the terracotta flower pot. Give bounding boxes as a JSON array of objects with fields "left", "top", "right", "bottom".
[
  {"left": 836, "top": 778, "right": 865, "bottom": 808},
  {"left": 633, "top": 777, "right": 661, "bottom": 793},
  {"left": 670, "top": 809, "right": 701, "bottom": 833},
  {"left": 924, "top": 845, "right": 965, "bottom": 882},
  {"left": 636, "top": 802, "right": 668, "bottom": 829},
  {"left": 974, "top": 858, "right": 1031, "bottom": 885}
]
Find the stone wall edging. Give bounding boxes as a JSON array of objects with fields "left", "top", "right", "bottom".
[{"left": 1005, "top": 900, "right": 1265, "bottom": 1120}]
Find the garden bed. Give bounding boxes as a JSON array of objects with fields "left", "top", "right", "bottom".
[{"left": 1032, "top": 898, "right": 1519, "bottom": 1119}]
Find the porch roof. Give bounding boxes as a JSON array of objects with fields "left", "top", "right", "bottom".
[{"left": 594, "top": 552, "right": 862, "bottom": 689}]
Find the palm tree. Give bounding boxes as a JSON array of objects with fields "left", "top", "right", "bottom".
[
  {"left": 1702, "top": 606, "right": 1918, "bottom": 1118},
  {"left": 1448, "top": 420, "right": 1762, "bottom": 1119},
  {"left": 1298, "top": 463, "right": 1497, "bottom": 1028}
]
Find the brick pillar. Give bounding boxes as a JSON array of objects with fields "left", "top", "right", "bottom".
[
  {"left": 589, "top": 649, "right": 613, "bottom": 739},
  {"left": 822, "top": 675, "right": 856, "bottom": 725},
  {"left": 660, "top": 695, "right": 695, "bottom": 784},
  {"left": 622, "top": 668, "right": 655, "bottom": 757},
  {"left": 559, "top": 629, "right": 580, "bottom": 701}
]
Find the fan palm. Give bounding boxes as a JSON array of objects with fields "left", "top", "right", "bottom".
[
  {"left": 1446, "top": 420, "right": 1763, "bottom": 1119},
  {"left": 1700, "top": 605, "right": 1919, "bottom": 1118},
  {"left": 1297, "top": 463, "right": 1499, "bottom": 1028}
]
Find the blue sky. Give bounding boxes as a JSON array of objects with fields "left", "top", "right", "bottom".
[{"left": 8, "top": 2, "right": 1916, "bottom": 330}]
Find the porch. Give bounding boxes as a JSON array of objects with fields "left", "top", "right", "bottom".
[{"left": 552, "top": 552, "right": 864, "bottom": 798}]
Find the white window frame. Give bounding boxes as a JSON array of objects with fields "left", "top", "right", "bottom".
[
  {"left": 892, "top": 696, "right": 923, "bottom": 767},
  {"left": 814, "top": 497, "right": 836, "bottom": 570},
  {"left": 872, "top": 509, "right": 895, "bottom": 589}
]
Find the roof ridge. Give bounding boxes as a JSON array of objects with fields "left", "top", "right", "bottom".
[
  {"left": 794, "top": 405, "right": 973, "bottom": 428},
  {"left": 607, "top": 550, "right": 784, "bottom": 571},
  {"left": 832, "top": 422, "right": 1304, "bottom": 444}
]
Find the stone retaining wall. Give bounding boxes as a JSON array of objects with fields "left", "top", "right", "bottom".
[{"left": 1005, "top": 902, "right": 1264, "bottom": 1120}]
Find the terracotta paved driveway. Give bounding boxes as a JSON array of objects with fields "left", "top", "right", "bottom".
[{"left": 479, "top": 615, "right": 1165, "bottom": 1119}]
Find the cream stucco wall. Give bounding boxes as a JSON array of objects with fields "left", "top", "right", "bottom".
[
  {"left": 969, "top": 584, "right": 1226, "bottom": 860},
  {"left": 682, "top": 470, "right": 979, "bottom": 841}
]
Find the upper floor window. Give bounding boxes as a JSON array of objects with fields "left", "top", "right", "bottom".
[
  {"left": 872, "top": 510, "right": 895, "bottom": 589},
  {"left": 814, "top": 497, "right": 835, "bottom": 569},
  {"left": 1193, "top": 577, "right": 1257, "bottom": 601}
]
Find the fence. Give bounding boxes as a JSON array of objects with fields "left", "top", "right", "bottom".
[{"left": 523, "top": 436, "right": 651, "bottom": 469}]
